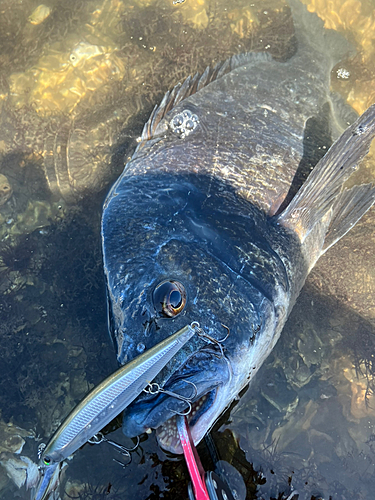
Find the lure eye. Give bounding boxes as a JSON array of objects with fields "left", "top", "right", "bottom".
[
  {"left": 153, "top": 280, "right": 187, "bottom": 318},
  {"left": 43, "top": 456, "right": 52, "bottom": 466}
]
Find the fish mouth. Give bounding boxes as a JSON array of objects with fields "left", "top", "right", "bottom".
[
  {"left": 155, "top": 388, "right": 218, "bottom": 454},
  {"left": 122, "top": 349, "right": 231, "bottom": 454}
]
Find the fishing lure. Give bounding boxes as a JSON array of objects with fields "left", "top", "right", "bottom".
[
  {"left": 41, "top": 323, "right": 197, "bottom": 466},
  {"left": 32, "top": 323, "right": 198, "bottom": 499}
]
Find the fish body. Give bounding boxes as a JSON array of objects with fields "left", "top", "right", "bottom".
[{"left": 102, "top": 1, "right": 375, "bottom": 453}]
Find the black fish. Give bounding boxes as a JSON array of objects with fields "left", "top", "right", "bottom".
[{"left": 101, "top": 1, "right": 375, "bottom": 454}]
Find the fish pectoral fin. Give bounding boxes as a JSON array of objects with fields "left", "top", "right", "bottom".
[
  {"left": 321, "top": 183, "right": 375, "bottom": 253},
  {"left": 276, "top": 103, "right": 375, "bottom": 244}
]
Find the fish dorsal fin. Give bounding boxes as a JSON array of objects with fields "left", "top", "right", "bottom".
[
  {"left": 230, "top": 51, "right": 273, "bottom": 71},
  {"left": 135, "top": 52, "right": 273, "bottom": 153},
  {"left": 136, "top": 59, "right": 232, "bottom": 152}
]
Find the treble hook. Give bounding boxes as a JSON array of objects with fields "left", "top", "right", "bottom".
[
  {"left": 88, "top": 432, "right": 140, "bottom": 466},
  {"left": 192, "top": 322, "right": 230, "bottom": 359},
  {"left": 143, "top": 379, "right": 198, "bottom": 416}
]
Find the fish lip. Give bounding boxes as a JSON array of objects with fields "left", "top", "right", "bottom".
[
  {"left": 155, "top": 387, "right": 218, "bottom": 454},
  {"left": 152, "top": 347, "right": 232, "bottom": 454},
  {"left": 121, "top": 347, "right": 231, "bottom": 439}
]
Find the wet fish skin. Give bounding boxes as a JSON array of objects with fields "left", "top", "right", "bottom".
[
  {"left": 102, "top": 1, "right": 375, "bottom": 454},
  {"left": 102, "top": 169, "right": 306, "bottom": 452}
]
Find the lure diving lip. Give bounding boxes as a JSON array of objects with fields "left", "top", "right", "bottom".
[
  {"left": 39, "top": 323, "right": 196, "bottom": 468},
  {"left": 32, "top": 462, "right": 61, "bottom": 500}
]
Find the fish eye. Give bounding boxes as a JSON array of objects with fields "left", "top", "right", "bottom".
[{"left": 153, "top": 280, "right": 187, "bottom": 318}]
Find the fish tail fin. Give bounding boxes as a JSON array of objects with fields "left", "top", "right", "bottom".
[
  {"left": 288, "top": 0, "right": 355, "bottom": 67},
  {"left": 276, "top": 104, "right": 375, "bottom": 258}
]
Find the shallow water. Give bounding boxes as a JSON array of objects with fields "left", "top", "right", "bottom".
[{"left": 0, "top": 0, "right": 374, "bottom": 499}]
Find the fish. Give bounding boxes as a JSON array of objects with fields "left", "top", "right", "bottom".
[{"left": 101, "top": 0, "right": 375, "bottom": 455}]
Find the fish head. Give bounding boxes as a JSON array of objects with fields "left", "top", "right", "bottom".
[{"left": 102, "top": 170, "right": 284, "bottom": 454}]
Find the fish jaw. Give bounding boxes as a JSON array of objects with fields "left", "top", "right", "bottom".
[
  {"left": 120, "top": 292, "right": 285, "bottom": 454},
  {"left": 156, "top": 387, "right": 225, "bottom": 454},
  {"left": 155, "top": 313, "right": 285, "bottom": 454},
  {"left": 121, "top": 347, "right": 233, "bottom": 452}
]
